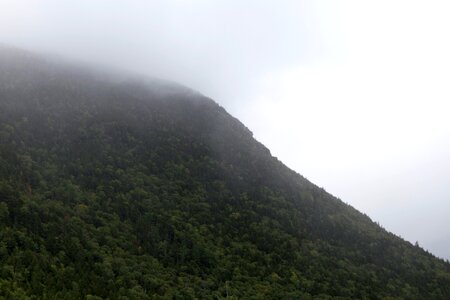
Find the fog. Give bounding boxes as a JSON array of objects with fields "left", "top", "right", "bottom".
[{"left": 1, "top": 0, "right": 449, "bottom": 260}]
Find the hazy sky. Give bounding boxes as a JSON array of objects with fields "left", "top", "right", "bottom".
[{"left": 1, "top": 0, "right": 449, "bottom": 260}]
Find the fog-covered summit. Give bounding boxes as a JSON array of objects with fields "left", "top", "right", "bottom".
[{"left": 0, "top": 44, "right": 201, "bottom": 101}]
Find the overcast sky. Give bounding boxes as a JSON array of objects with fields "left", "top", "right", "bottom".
[{"left": 1, "top": 0, "right": 449, "bottom": 260}]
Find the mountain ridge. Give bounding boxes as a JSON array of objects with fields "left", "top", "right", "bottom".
[{"left": 0, "top": 47, "right": 449, "bottom": 299}]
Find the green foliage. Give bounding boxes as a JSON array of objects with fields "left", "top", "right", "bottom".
[{"left": 0, "top": 48, "right": 449, "bottom": 298}]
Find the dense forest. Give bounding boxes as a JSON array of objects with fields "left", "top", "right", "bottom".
[{"left": 0, "top": 46, "right": 449, "bottom": 299}]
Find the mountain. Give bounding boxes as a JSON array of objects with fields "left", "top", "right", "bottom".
[{"left": 0, "top": 46, "right": 449, "bottom": 299}]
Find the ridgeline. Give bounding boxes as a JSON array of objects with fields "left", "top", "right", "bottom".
[{"left": 1, "top": 47, "right": 449, "bottom": 299}]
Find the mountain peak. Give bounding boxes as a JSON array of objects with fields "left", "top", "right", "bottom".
[{"left": 0, "top": 48, "right": 449, "bottom": 299}]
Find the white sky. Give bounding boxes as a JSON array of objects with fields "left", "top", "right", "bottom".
[{"left": 0, "top": 0, "right": 449, "bottom": 260}]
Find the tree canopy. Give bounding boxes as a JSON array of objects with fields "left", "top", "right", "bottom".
[{"left": 0, "top": 47, "right": 449, "bottom": 299}]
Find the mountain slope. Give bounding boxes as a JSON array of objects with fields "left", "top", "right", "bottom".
[{"left": 0, "top": 46, "right": 449, "bottom": 299}]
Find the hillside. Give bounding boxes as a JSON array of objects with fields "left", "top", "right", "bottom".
[{"left": 0, "top": 46, "right": 449, "bottom": 299}]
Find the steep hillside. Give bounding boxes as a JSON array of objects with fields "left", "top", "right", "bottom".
[{"left": 0, "top": 47, "right": 449, "bottom": 299}]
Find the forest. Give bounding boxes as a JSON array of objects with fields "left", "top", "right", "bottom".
[{"left": 0, "top": 47, "right": 449, "bottom": 299}]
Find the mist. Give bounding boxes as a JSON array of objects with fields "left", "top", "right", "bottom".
[{"left": 1, "top": 0, "right": 449, "bottom": 260}]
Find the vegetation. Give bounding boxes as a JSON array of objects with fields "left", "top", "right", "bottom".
[{"left": 0, "top": 47, "right": 449, "bottom": 299}]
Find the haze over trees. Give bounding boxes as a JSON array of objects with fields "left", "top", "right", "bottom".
[{"left": 0, "top": 47, "right": 449, "bottom": 299}]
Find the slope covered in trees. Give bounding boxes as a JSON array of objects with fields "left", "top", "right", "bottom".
[{"left": 0, "top": 46, "right": 449, "bottom": 299}]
